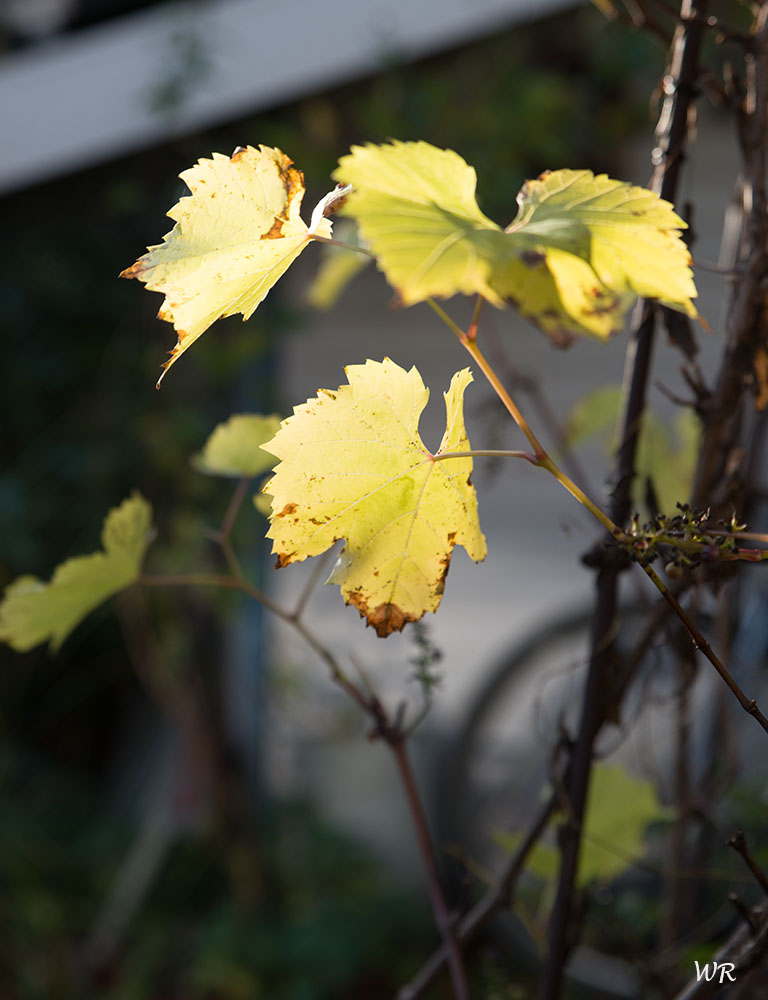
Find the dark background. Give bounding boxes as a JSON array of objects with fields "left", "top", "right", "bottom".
[{"left": 0, "top": 5, "right": 668, "bottom": 997}]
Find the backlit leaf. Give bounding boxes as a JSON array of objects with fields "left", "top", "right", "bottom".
[
  {"left": 193, "top": 413, "right": 282, "bottom": 478},
  {"left": 334, "top": 141, "right": 696, "bottom": 343},
  {"left": 261, "top": 358, "right": 487, "bottom": 636},
  {"left": 0, "top": 494, "right": 153, "bottom": 652},
  {"left": 121, "top": 145, "right": 333, "bottom": 385},
  {"left": 334, "top": 141, "right": 506, "bottom": 306}
]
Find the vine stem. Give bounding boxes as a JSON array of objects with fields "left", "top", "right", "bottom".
[
  {"left": 427, "top": 297, "right": 626, "bottom": 542},
  {"left": 139, "top": 479, "right": 471, "bottom": 999},
  {"left": 425, "top": 298, "right": 768, "bottom": 738},
  {"left": 389, "top": 737, "right": 470, "bottom": 1000},
  {"left": 646, "top": 564, "right": 768, "bottom": 733}
]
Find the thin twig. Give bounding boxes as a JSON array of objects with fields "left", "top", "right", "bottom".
[
  {"left": 290, "top": 548, "right": 336, "bottom": 621},
  {"left": 142, "top": 557, "right": 467, "bottom": 996},
  {"left": 646, "top": 564, "right": 768, "bottom": 735},
  {"left": 729, "top": 893, "right": 758, "bottom": 935},
  {"left": 727, "top": 829, "right": 768, "bottom": 897},
  {"left": 220, "top": 475, "right": 250, "bottom": 540},
  {"left": 396, "top": 798, "right": 556, "bottom": 1000},
  {"left": 660, "top": 633, "right": 695, "bottom": 954},
  {"left": 390, "top": 738, "right": 471, "bottom": 1000},
  {"left": 673, "top": 901, "right": 768, "bottom": 999}
]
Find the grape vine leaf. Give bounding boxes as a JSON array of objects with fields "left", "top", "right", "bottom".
[
  {"left": 0, "top": 493, "right": 153, "bottom": 653},
  {"left": 563, "top": 386, "right": 700, "bottom": 514},
  {"left": 193, "top": 413, "right": 282, "bottom": 478},
  {"left": 261, "top": 358, "right": 487, "bottom": 636},
  {"left": 333, "top": 141, "right": 697, "bottom": 343},
  {"left": 496, "top": 764, "right": 671, "bottom": 887},
  {"left": 121, "top": 145, "right": 334, "bottom": 386}
]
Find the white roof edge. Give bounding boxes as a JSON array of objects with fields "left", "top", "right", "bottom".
[{"left": 0, "top": 0, "right": 578, "bottom": 195}]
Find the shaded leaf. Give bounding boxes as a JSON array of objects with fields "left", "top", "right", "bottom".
[
  {"left": 306, "top": 220, "right": 372, "bottom": 309},
  {"left": 562, "top": 385, "right": 622, "bottom": 451},
  {"left": 0, "top": 494, "right": 153, "bottom": 652},
  {"left": 253, "top": 479, "right": 273, "bottom": 518},
  {"left": 563, "top": 386, "right": 700, "bottom": 514},
  {"left": 121, "top": 145, "right": 332, "bottom": 385},
  {"left": 261, "top": 358, "right": 486, "bottom": 636},
  {"left": 334, "top": 141, "right": 696, "bottom": 343},
  {"left": 497, "top": 764, "right": 671, "bottom": 887},
  {"left": 192, "top": 413, "right": 282, "bottom": 478}
]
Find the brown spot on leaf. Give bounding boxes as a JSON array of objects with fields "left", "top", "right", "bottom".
[
  {"left": 434, "top": 547, "right": 455, "bottom": 598},
  {"left": 119, "top": 260, "right": 147, "bottom": 280},
  {"left": 346, "top": 590, "right": 415, "bottom": 637},
  {"left": 584, "top": 294, "right": 620, "bottom": 318},
  {"left": 321, "top": 184, "right": 353, "bottom": 218},
  {"left": 367, "top": 603, "right": 410, "bottom": 637},
  {"left": 262, "top": 217, "right": 287, "bottom": 240},
  {"left": 274, "top": 551, "right": 296, "bottom": 568},
  {"left": 276, "top": 503, "right": 298, "bottom": 518},
  {"left": 521, "top": 250, "right": 545, "bottom": 268},
  {"left": 546, "top": 326, "right": 577, "bottom": 349}
]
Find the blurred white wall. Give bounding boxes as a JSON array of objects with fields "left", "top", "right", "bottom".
[{"left": 0, "top": 0, "right": 577, "bottom": 194}]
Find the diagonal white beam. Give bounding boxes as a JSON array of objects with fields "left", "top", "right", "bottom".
[{"left": 0, "top": 0, "right": 577, "bottom": 194}]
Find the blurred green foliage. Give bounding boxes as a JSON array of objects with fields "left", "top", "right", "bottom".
[{"left": 0, "top": 750, "right": 435, "bottom": 999}]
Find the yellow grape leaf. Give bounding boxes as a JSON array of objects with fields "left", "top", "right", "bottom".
[
  {"left": 192, "top": 413, "right": 282, "bottom": 477},
  {"left": 121, "top": 145, "right": 333, "bottom": 386},
  {"left": 262, "top": 358, "right": 487, "bottom": 636},
  {"left": 334, "top": 141, "right": 696, "bottom": 343},
  {"left": 499, "top": 169, "right": 697, "bottom": 342},
  {"left": 333, "top": 141, "right": 506, "bottom": 306},
  {"left": 0, "top": 494, "right": 153, "bottom": 653}
]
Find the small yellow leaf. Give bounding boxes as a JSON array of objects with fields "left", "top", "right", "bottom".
[
  {"left": 262, "top": 358, "right": 486, "bottom": 636},
  {"left": 0, "top": 494, "right": 153, "bottom": 653},
  {"left": 121, "top": 145, "right": 332, "bottom": 385},
  {"left": 334, "top": 141, "right": 504, "bottom": 306},
  {"left": 192, "top": 413, "right": 282, "bottom": 478}
]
